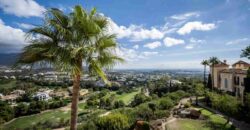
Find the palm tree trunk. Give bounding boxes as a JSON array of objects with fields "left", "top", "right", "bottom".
[{"left": 70, "top": 74, "right": 81, "bottom": 130}]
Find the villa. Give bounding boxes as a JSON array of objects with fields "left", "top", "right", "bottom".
[
  {"left": 211, "top": 60, "right": 250, "bottom": 101},
  {"left": 33, "top": 92, "right": 52, "bottom": 101}
]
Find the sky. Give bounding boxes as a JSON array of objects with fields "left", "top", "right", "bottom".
[{"left": 0, "top": 0, "right": 249, "bottom": 69}]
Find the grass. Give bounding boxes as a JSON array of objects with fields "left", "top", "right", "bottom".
[
  {"left": 199, "top": 108, "right": 235, "bottom": 130},
  {"left": 4, "top": 110, "right": 70, "bottom": 130},
  {"left": 3, "top": 101, "right": 87, "bottom": 130},
  {"left": 166, "top": 106, "right": 236, "bottom": 130},
  {"left": 166, "top": 119, "right": 210, "bottom": 130},
  {"left": 102, "top": 88, "right": 141, "bottom": 105},
  {"left": 115, "top": 90, "right": 140, "bottom": 105},
  {"left": 0, "top": 80, "right": 16, "bottom": 89},
  {"left": 3, "top": 88, "right": 141, "bottom": 129}
]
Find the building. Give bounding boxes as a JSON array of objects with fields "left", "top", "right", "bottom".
[
  {"left": 33, "top": 92, "right": 51, "bottom": 101},
  {"left": 1, "top": 94, "right": 19, "bottom": 104},
  {"left": 11, "top": 90, "right": 25, "bottom": 96},
  {"left": 211, "top": 60, "right": 249, "bottom": 102}
]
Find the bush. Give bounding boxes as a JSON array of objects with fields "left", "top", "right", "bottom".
[
  {"left": 159, "top": 98, "right": 174, "bottom": 110},
  {"left": 154, "top": 110, "right": 170, "bottom": 119},
  {"left": 130, "top": 93, "right": 151, "bottom": 107},
  {"left": 95, "top": 113, "right": 129, "bottom": 130},
  {"left": 78, "top": 121, "right": 97, "bottom": 130},
  {"left": 114, "top": 100, "right": 125, "bottom": 108}
]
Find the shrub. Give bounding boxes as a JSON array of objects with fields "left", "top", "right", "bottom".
[
  {"left": 159, "top": 98, "right": 174, "bottom": 110},
  {"left": 130, "top": 93, "right": 151, "bottom": 107},
  {"left": 114, "top": 100, "right": 125, "bottom": 108},
  {"left": 95, "top": 113, "right": 129, "bottom": 130},
  {"left": 154, "top": 110, "right": 170, "bottom": 119}
]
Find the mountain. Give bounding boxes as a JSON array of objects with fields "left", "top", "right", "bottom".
[{"left": 0, "top": 53, "right": 19, "bottom": 66}]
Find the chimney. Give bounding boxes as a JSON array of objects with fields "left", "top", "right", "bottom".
[{"left": 223, "top": 60, "right": 227, "bottom": 64}]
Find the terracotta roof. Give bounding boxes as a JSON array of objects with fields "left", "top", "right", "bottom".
[
  {"left": 232, "top": 60, "right": 250, "bottom": 67},
  {"left": 220, "top": 69, "right": 247, "bottom": 75},
  {"left": 213, "top": 62, "right": 229, "bottom": 67}
]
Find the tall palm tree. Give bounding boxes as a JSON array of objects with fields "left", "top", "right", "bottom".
[
  {"left": 201, "top": 60, "right": 209, "bottom": 88},
  {"left": 208, "top": 57, "right": 220, "bottom": 91},
  {"left": 16, "top": 5, "right": 124, "bottom": 130}
]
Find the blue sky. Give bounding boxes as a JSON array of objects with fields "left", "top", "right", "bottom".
[{"left": 0, "top": 0, "right": 249, "bottom": 69}]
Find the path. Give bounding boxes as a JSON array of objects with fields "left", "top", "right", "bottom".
[{"left": 161, "top": 97, "right": 190, "bottom": 130}]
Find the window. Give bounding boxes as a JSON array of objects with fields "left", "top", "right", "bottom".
[{"left": 224, "top": 79, "right": 228, "bottom": 88}]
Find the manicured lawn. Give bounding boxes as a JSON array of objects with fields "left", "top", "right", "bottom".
[
  {"left": 3, "top": 102, "right": 87, "bottom": 130},
  {"left": 166, "top": 118, "right": 235, "bottom": 130},
  {"left": 166, "top": 119, "right": 210, "bottom": 130},
  {"left": 166, "top": 107, "right": 236, "bottom": 130},
  {"left": 4, "top": 110, "right": 70, "bottom": 130},
  {"left": 115, "top": 90, "right": 140, "bottom": 105},
  {"left": 199, "top": 108, "right": 235, "bottom": 130},
  {"left": 0, "top": 80, "right": 16, "bottom": 89}
]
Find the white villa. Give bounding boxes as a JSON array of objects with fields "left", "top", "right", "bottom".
[{"left": 33, "top": 92, "right": 51, "bottom": 101}]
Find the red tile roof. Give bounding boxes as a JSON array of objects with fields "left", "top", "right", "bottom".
[
  {"left": 220, "top": 69, "right": 247, "bottom": 75},
  {"left": 232, "top": 60, "right": 250, "bottom": 67}
]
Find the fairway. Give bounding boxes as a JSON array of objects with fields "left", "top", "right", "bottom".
[
  {"left": 115, "top": 89, "right": 141, "bottom": 105},
  {"left": 3, "top": 102, "right": 87, "bottom": 130},
  {"left": 0, "top": 80, "right": 16, "bottom": 89}
]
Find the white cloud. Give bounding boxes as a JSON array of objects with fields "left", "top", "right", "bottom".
[
  {"left": 16, "top": 23, "right": 35, "bottom": 29},
  {"left": 189, "top": 37, "right": 205, "bottom": 43},
  {"left": 170, "top": 12, "right": 200, "bottom": 20},
  {"left": 177, "top": 21, "right": 216, "bottom": 35},
  {"left": 133, "top": 44, "right": 139, "bottom": 49},
  {"left": 226, "top": 38, "right": 249, "bottom": 45},
  {"left": 185, "top": 38, "right": 205, "bottom": 50},
  {"left": 107, "top": 18, "right": 165, "bottom": 42},
  {"left": 144, "top": 41, "right": 161, "bottom": 49},
  {"left": 185, "top": 44, "right": 195, "bottom": 50},
  {"left": 115, "top": 46, "right": 159, "bottom": 61},
  {"left": 141, "top": 51, "right": 159, "bottom": 57},
  {"left": 0, "top": 19, "right": 27, "bottom": 47},
  {"left": 163, "top": 37, "right": 185, "bottom": 47},
  {"left": 0, "top": 0, "right": 46, "bottom": 17}
]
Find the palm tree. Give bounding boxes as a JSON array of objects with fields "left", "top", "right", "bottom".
[
  {"left": 208, "top": 57, "right": 220, "bottom": 91},
  {"left": 201, "top": 60, "right": 209, "bottom": 88},
  {"left": 16, "top": 5, "right": 124, "bottom": 130}
]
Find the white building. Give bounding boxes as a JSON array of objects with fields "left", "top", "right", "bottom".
[{"left": 33, "top": 92, "right": 51, "bottom": 101}]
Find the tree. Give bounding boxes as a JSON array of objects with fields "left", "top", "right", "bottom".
[
  {"left": 0, "top": 101, "right": 14, "bottom": 123},
  {"left": 206, "top": 74, "right": 212, "bottom": 90},
  {"left": 15, "top": 5, "right": 123, "bottom": 130},
  {"left": 194, "top": 83, "right": 204, "bottom": 105},
  {"left": 114, "top": 100, "right": 125, "bottom": 108},
  {"left": 208, "top": 57, "right": 220, "bottom": 91},
  {"left": 159, "top": 98, "right": 174, "bottom": 110},
  {"left": 241, "top": 45, "right": 250, "bottom": 59},
  {"left": 148, "top": 103, "right": 157, "bottom": 116},
  {"left": 14, "top": 103, "right": 29, "bottom": 117},
  {"left": 131, "top": 93, "right": 151, "bottom": 107},
  {"left": 201, "top": 60, "right": 209, "bottom": 89},
  {"left": 218, "top": 95, "right": 239, "bottom": 125}
]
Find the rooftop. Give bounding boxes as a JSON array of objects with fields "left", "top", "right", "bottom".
[{"left": 220, "top": 69, "right": 247, "bottom": 75}]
